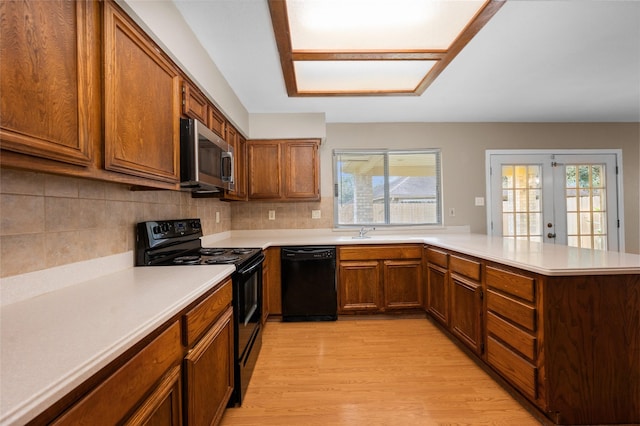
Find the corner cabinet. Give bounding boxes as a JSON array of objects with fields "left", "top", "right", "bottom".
[
  {"left": 0, "top": 0, "right": 100, "bottom": 166},
  {"left": 247, "top": 139, "right": 320, "bottom": 201},
  {"left": 103, "top": 1, "right": 181, "bottom": 183},
  {"left": 338, "top": 245, "right": 422, "bottom": 314},
  {"left": 425, "top": 247, "right": 483, "bottom": 355}
]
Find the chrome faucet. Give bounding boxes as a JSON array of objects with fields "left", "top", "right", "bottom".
[{"left": 358, "top": 226, "right": 375, "bottom": 238}]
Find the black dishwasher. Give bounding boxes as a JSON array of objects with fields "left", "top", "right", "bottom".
[{"left": 281, "top": 246, "right": 337, "bottom": 321}]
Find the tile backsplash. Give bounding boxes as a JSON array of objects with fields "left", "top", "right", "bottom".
[
  {"left": 0, "top": 169, "right": 230, "bottom": 278},
  {"left": 0, "top": 169, "right": 334, "bottom": 278}
]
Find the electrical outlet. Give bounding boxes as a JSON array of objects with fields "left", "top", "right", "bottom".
[
  {"left": 311, "top": 209, "right": 321, "bottom": 219},
  {"left": 448, "top": 207, "right": 456, "bottom": 217},
  {"left": 475, "top": 197, "right": 485, "bottom": 206},
  {"left": 268, "top": 210, "right": 276, "bottom": 220}
]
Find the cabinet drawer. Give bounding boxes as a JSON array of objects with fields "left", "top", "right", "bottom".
[
  {"left": 486, "top": 266, "right": 535, "bottom": 302},
  {"left": 340, "top": 245, "right": 422, "bottom": 261},
  {"left": 183, "top": 278, "right": 232, "bottom": 347},
  {"left": 487, "top": 312, "right": 536, "bottom": 361},
  {"left": 450, "top": 255, "right": 481, "bottom": 281},
  {"left": 487, "top": 336, "right": 537, "bottom": 400},
  {"left": 52, "top": 321, "right": 182, "bottom": 425},
  {"left": 425, "top": 247, "right": 448, "bottom": 268},
  {"left": 487, "top": 289, "right": 536, "bottom": 332}
]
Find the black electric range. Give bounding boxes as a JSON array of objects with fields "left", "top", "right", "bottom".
[
  {"left": 135, "top": 218, "right": 264, "bottom": 406},
  {"left": 135, "top": 218, "right": 261, "bottom": 267}
]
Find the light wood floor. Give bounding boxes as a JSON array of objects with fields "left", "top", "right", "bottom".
[{"left": 221, "top": 318, "right": 542, "bottom": 425}]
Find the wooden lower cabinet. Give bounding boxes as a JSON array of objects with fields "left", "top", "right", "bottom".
[
  {"left": 425, "top": 247, "right": 451, "bottom": 326},
  {"left": 47, "top": 279, "right": 235, "bottom": 426},
  {"left": 450, "top": 274, "right": 482, "bottom": 355},
  {"left": 383, "top": 259, "right": 422, "bottom": 310},
  {"left": 51, "top": 321, "right": 183, "bottom": 425},
  {"left": 264, "top": 247, "right": 282, "bottom": 317},
  {"left": 485, "top": 265, "right": 539, "bottom": 403},
  {"left": 183, "top": 307, "right": 234, "bottom": 426},
  {"left": 338, "top": 260, "right": 382, "bottom": 312},
  {"left": 338, "top": 245, "right": 422, "bottom": 314},
  {"left": 124, "top": 365, "right": 182, "bottom": 426}
]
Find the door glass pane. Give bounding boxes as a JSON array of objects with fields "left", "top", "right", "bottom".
[
  {"left": 501, "top": 164, "right": 542, "bottom": 240},
  {"left": 565, "top": 164, "right": 607, "bottom": 250}
]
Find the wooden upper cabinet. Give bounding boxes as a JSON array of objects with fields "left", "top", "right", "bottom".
[
  {"left": 224, "top": 124, "right": 248, "bottom": 201},
  {"left": 247, "top": 141, "right": 282, "bottom": 199},
  {"left": 208, "top": 105, "right": 226, "bottom": 139},
  {"left": 0, "top": 0, "right": 99, "bottom": 166},
  {"left": 103, "top": 1, "right": 180, "bottom": 183},
  {"left": 247, "top": 139, "right": 320, "bottom": 201},
  {"left": 182, "top": 82, "right": 208, "bottom": 124},
  {"left": 284, "top": 140, "right": 320, "bottom": 200}
]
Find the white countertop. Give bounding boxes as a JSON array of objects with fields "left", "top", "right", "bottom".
[
  {"left": 204, "top": 229, "right": 640, "bottom": 276},
  {"left": 0, "top": 265, "right": 234, "bottom": 426},
  {"left": 2, "top": 229, "right": 639, "bottom": 425}
]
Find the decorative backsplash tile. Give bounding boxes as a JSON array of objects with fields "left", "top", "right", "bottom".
[
  {"left": 0, "top": 169, "right": 231, "bottom": 278},
  {"left": 0, "top": 168, "right": 333, "bottom": 278}
]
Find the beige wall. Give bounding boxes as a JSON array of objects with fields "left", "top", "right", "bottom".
[
  {"left": 0, "top": 169, "right": 230, "bottom": 278},
  {"left": 322, "top": 122, "right": 639, "bottom": 254},
  {"left": 1, "top": 123, "right": 637, "bottom": 279}
]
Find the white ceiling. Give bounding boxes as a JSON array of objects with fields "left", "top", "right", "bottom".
[{"left": 173, "top": 0, "right": 640, "bottom": 123}]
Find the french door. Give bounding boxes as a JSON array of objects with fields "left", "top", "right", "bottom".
[{"left": 486, "top": 150, "right": 623, "bottom": 251}]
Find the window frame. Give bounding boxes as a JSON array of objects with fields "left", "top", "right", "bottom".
[{"left": 333, "top": 148, "right": 443, "bottom": 228}]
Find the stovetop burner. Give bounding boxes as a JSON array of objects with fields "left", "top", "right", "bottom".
[
  {"left": 231, "top": 248, "right": 253, "bottom": 254},
  {"left": 204, "top": 255, "right": 240, "bottom": 264},
  {"left": 200, "top": 248, "right": 226, "bottom": 256},
  {"left": 173, "top": 255, "right": 201, "bottom": 265}
]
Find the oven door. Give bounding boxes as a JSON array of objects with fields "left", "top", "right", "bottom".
[{"left": 235, "top": 253, "right": 264, "bottom": 358}]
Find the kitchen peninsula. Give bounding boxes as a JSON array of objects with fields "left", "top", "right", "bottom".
[{"left": 1, "top": 230, "right": 638, "bottom": 425}]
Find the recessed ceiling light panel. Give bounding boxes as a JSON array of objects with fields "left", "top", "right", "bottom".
[
  {"left": 294, "top": 60, "right": 438, "bottom": 93},
  {"left": 288, "top": 0, "right": 488, "bottom": 51},
  {"left": 269, "top": 0, "right": 505, "bottom": 96}
]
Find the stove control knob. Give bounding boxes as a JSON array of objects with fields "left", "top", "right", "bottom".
[
  {"left": 161, "top": 223, "right": 170, "bottom": 233},
  {"left": 152, "top": 226, "right": 160, "bottom": 234}
]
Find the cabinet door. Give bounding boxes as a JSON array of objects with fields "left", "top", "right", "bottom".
[
  {"left": 184, "top": 307, "right": 234, "bottom": 426},
  {"left": 182, "top": 82, "right": 208, "bottom": 124},
  {"left": 103, "top": 2, "right": 180, "bottom": 183},
  {"left": 426, "top": 263, "right": 449, "bottom": 326},
  {"left": 52, "top": 322, "right": 182, "bottom": 425},
  {"left": 265, "top": 247, "right": 282, "bottom": 316},
  {"left": 338, "top": 260, "right": 382, "bottom": 313},
  {"left": 262, "top": 258, "right": 270, "bottom": 325},
  {"left": 0, "top": 0, "right": 98, "bottom": 166},
  {"left": 224, "top": 125, "right": 247, "bottom": 201},
  {"left": 124, "top": 365, "right": 182, "bottom": 426},
  {"left": 450, "top": 274, "right": 483, "bottom": 354},
  {"left": 208, "top": 105, "right": 225, "bottom": 139},
  {"left": 383, "top": 259, "right": 422, "bottom": 310},
  {"left": 235, "top": 134, "right": 248, "bottom": 199},
  {"left": 283, "top": 140, "right": 319, "bottom": 200},
  {"left": 247, "top": 141, "right": 281, "bottom": 199}
]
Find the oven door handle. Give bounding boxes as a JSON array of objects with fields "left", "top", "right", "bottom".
[{"left": 237, "top": 253, "right": 265, "bottom": 276}]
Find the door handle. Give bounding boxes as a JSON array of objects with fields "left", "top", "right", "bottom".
[{"left": 547, "top": 232, "right": 556, "bottom": 239}]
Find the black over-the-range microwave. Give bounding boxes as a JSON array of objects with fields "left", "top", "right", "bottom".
[{"left": 180, "top": 117, "right": 234, "bottom": 193}]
